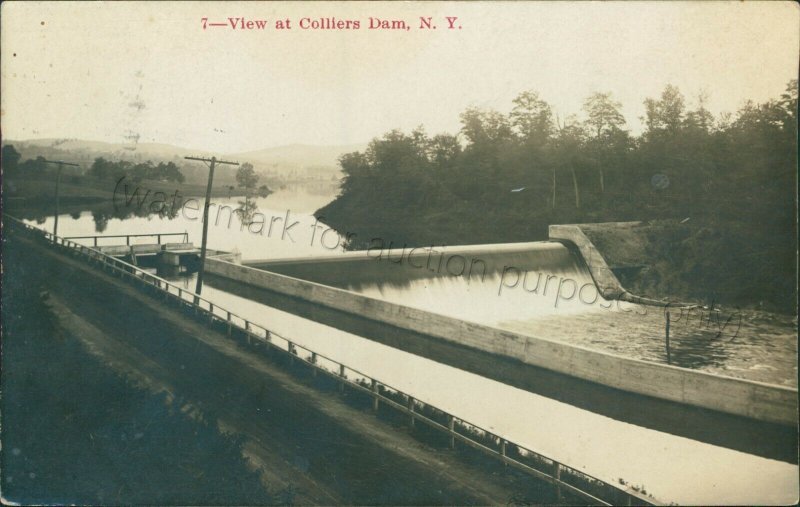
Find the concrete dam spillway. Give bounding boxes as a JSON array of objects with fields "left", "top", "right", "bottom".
[
  {"left": 206, "top": 226, "right": 798, "bottom": 431},
  {"left": 248, "top": 240, "right": 605, "bottom": 324}
]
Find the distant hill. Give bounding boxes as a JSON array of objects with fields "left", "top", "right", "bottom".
[
  {"left": 234, "top": 143, "right": 366, "bottom": 169},
  {"left": 4, "top": 138, "right": 366, "bottom": 183},
  {"left": 7, "top": 138, "right": 199, "bottom": 160}
]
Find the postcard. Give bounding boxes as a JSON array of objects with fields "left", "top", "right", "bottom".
[{"left": 2, "top": 1, "right": 798, "bottom": 505}]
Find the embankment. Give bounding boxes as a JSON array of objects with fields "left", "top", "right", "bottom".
[{"left": 1, "top": 229, "right": 557, "bottom": 505}]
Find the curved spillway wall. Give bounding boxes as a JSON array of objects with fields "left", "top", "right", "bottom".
[
  {"left": 208, "top": 244, "right": 797, "bottom": 426},
  {"left": 247, "top": 241, "right": 603, "bottom": 325}
]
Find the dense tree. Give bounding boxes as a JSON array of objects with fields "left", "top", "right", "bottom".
[
  {"left": 235, "top": 162, "right": 259, "bottom": 191},
  {"left": 88, "top": 157, "right": 126, "bottom": 180},
  {"left": 643, "top": 84, "right": 686, "bottom": 137},
  {"left": 2, "top": 144, "right": 21, "bottom": 175},
  {"left": 459, "top": 107, "right": 513, "bottom": 147},
  {"left": 426, "top": 133, "right": 461, "bottom": 170},
  {"left": 553, "top": 116, "right": 588, "bottom": 209},
  {"left": 583, "top": 92, "right": 628, "bottom": 193},
  {"left": 510, "top": 91, "right": 554, "bottom": 147},
  {"left": 234, "top": 162, "right": 260, "bottom": 224},
  {"left": 128, "top": 161, "right": 185, "bottom": 183},
  {"left": 683, "top": 92, "right": 714, "bottom": 134},
  {"left": 17, "top": 156, "right": 48, "bottom": 178}
]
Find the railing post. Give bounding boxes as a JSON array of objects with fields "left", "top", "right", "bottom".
[
  {"left": 311, "top": 352, "right": 318, "bottom": 377},
  {"left": 245, "top": 321, "right": 251, "bottom": 345},
  {"left": 371, "top": 379, "right": 379, "bottom": 412},
  {"left": 407, "top": 396, "right": 415, "bottom": 428},
  {"left": 288, "top": 342, "right": 295, "bottom": 365},
  {"left": 157, "top": 233, "right": 161, "bottom": 244},
  {"left": 208, "top": 303, "right": 214, "bottom": 325},
  {"left": 126, "top": 236, "right": 130, "bottom": 246},
  {"left": 448, "top": 415, "right": 455, "bottom": 449},
  {"left": 339, "top": 364, "right": 346, "bottom": 392},
  {"left": 227, "top": 312, "right": 232, "bottom": 337},
  {"left": 554, "top": 462, "right": 563, "bottom": 503},
  {"left": 94, "top": 237, "right": 97, "bottom": 247},
  {"left": 665, "top": 310, "right": 672, "bottom": 365},
  {"left": 501, "top": 439, "right": 507, "bottom": 467}
]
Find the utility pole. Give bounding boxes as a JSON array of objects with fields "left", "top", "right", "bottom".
[
  {"left": 184, "top": 156, "right": 239, "bottom": 300},
  {"left": 42, "top": 159, "right": 80, "bottom": 241}
]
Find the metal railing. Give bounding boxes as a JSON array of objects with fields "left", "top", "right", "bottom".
[
  {"left": 64, "top": 232, "right": 189, "bottom": 247},
  {"left": 6, "top": 215, "right": 656, "bottom": 506}
]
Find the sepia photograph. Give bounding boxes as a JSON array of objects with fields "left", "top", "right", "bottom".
[{"left": 1, "top": 1, "right": 798, "bottom": 505}]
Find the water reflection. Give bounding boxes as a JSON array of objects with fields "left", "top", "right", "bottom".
[
  {"left": 235, "top": 197, "right": 259, "bottom": 226},
  {"left": 16, "top": 183, "right": 344, "bottom": 259}
]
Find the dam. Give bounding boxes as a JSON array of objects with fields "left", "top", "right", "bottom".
[
  {"left": 212, "top": 235, "right": 796, "bottom": 426},
  {"left": 7, "top": 191, "right": 798, "bottom": 505}
]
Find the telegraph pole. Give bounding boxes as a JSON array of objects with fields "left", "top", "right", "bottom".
[
  {"left": 42, "top": 159, "right": 80, "bottom": 241},
  {"left": 184, "top": 156, "right": 239, "bottom": 299}
]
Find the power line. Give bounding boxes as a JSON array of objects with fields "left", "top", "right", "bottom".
[
  {"left": 41, "top": 159, "right": 80, "bottom": 240},
  {"left": 184, "top": 156, "right": 239, "bottom": 300}
]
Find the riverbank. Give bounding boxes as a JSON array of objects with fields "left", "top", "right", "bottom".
[{"left": 5, "top": 174, "right": 243, "bottom": 202}]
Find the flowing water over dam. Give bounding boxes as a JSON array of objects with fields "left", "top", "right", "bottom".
[
  {"left": 19, "top": 184, "right": 799, "bottom": 504},
  {"left": 254, "top": 238, "right": 797, "bottom": 387}
]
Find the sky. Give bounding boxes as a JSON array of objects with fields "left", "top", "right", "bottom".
[{"left": 1, "top": 1, "right": 798, "bottom": 153}]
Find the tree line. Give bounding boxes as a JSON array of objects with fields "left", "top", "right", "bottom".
[
  {"left": 330, "top": 81, "right": 796, "bottom": 222},
  {"left": 0, "top": 148, "right": 187, "bottom": 184},
  {"left": 87, "top": 157, "right": 186, "bottom": 183}
]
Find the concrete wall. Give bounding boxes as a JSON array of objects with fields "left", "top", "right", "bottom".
[
  {"left": 209, "top": 251, "right": 242, "bottom": 264},
  {"left": 549, "top": 222, "right": 697, "bottom": 307},
  {"left": 549, "top": 224, "right": 628, "bottom": 299},
  {"left": 206, "top": 257, "right": 797, "bottom": 426}
]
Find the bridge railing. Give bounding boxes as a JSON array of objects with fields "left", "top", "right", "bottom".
[
  {"left": 6, "top": 215, "right": 656, "bottom": 506},
  {"left": 64, "top": 232, "right": 189, "bottom": 247}
]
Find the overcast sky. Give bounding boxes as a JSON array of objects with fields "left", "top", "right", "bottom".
[{"left": 2, "top": 1, "right": 798, "bottom": 153}]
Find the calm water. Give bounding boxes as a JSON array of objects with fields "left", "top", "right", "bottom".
[
  {"left": 22, "top": 183, "right": 799, "bottom": 504},
  {"left": 29, "top": 183, "right": 343, "bottom": 259}
]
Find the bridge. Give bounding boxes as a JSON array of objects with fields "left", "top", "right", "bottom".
[{"left": 62, "top": 232, "right": 239, "bottom": 270}]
